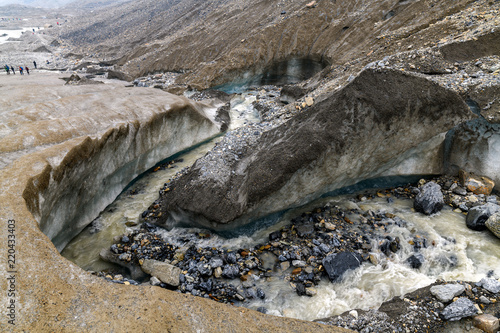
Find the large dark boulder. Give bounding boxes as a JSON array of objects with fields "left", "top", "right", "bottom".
[
  {"left": 466, "top": 203, "right": 500, "bottom": 231},
  {"left": 406, "top": 253, "right": 425, "bottom": 269},
  {"left": 322, "top": 252, "right": 363, "bottom": 282},
  {"left": 413, "top": 182, "right": 444, "bottom": 215},
  {"left": 152, "top": 68, "right": 473, "bottom": 230}
]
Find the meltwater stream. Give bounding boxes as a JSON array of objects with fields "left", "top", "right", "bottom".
[{"left": 62, "top": 90, "right": 500, "bottom": 322}]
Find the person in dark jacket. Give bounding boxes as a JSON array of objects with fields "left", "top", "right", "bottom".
[
  {"left": 33, "top": 60, "right": 37, "bottom": 69},
  {"left": 10, "top": 66, "right": 15, "bottom": 74}
]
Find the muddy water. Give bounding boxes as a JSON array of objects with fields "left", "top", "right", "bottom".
[{"left": 245, "top": 196, "right": 500, "bottom": 320}]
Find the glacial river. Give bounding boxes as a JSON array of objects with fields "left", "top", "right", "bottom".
[{"left": 62, "top": 89, "right": 500, "bottom": 321}]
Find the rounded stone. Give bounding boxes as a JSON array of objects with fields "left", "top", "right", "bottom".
[{"left": 485, "top": 212, "right": 500, "bottom": 238}]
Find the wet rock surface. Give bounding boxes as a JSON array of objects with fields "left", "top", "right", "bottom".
[
  {"left": 323, "top": 252, "right": 363, "bottom": 282},
  {"left": 319, "top": 279, "right": 500, "bottom": 333},
  {"left": 414, "top": 182, "right": 445, "bottom": 215},
  {"left": 485, "top": 213, "right": 500, "bottom": 239},
  {"left": 441, "top": 297, "right": 478, "bottom": 321},
  {"left": 466, "top": 203, "right": 500, "bottom": 231}
]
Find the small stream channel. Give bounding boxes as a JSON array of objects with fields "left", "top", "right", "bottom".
[{"left": 62, "top": 84, "right": 500, "bottom": 322}]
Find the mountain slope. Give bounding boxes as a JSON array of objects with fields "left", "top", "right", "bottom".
[{"left": 58, "top": 0, "right": 484, "bottom": 89}]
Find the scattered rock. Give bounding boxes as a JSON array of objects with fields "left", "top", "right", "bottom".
[
  {"left": 459, "top": 170, "right": 495, "bottom": 195},
  {"left": 476, "top": 278, "right": 500, "bottom": 294},
  {"left": 430, "top": 284, "right": 465, "bottom": 302},
  {"left": 452, "top": 186, "right": 467, "bottom": 196},
  {"left": 306, "top": 1, "right": 317, "bottom": 8},
  {"left": 485, "top": 212, "right": 500, "bottom": 238},
  {"left": 473, "top": 314, "right": 500, "bottom": 333},
  {"left": 440, "top": 297, "right": 478, "bottom": 321},
  {"left": 222, "top": 264, "right": 240, "bottom": 279},
  {"left": 414, "top": 182, "right": 444, "bottom": 215},
  {"left": 150, "top": 276, "right": 161, "bottom": 286},
  {"left": 141, "top": 259, "right": 181, "bottom": 287},
  {"left": 280, "top": 261, "right": 290, "bottom": 271},
  {"left": 322, "top": 252, "right": 362, "bottom": 282},
  {"left": 479, "top": 295, "right": 491, "bottom": 304},
  {"left": 466, "top": 203, "right": 500, "bottom": 231}
]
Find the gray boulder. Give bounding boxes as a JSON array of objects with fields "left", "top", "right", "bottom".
[
  {"left": 440, "top": 297, "right": 478, "bottom": 321},
  {"left": 141, "top": 259, "right": 181, "bottom": 287},
  {"left": 406, "top": 253, "right": 425, "bottom": 269},
  {"left": 152, "top": 68, "right": 473, "bottom": 230},
  {"left": 322, "top": 252, "right": 363, "bottom": 282},
  {"left": 477, "top": 278, "right": 500, "bottom": 294},
  {"left": 485, "top": 212, "right": 500, "bottom": 238},
  {"left": 414, "top": 182, "right": 444, "bottom": 215},
  {"left": 222, "top": 264, "right": 240, "bottom": 279},
  {"left": 466, "top": 203, "right": 500, "bottom": 231},
  {"left": 430, "top": 284, "right": 465, "bottom": 303}
]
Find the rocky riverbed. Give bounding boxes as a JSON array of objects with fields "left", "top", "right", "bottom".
[{"left": 98, "top": 174, "right": 500, "bottom": 332}]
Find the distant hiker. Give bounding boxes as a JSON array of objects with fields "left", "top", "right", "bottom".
[
  {"left": 10, "top": 66, "right": 15, "bottom": 74},
  {"left": 19, "top": 66, "right": 23, "bottom": 75},
  {"left": 25, "top": 66, "right": 30, "bottom": 75},
  {"left": 33, "top": 60, "right": 37, "bottom": 69},
  {"left": 5, "top": 65, "right": 9, "bottom": 74}
]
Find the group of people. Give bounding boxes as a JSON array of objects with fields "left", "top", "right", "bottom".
[{"left": 4, "top": 61, "right": 37, "bottom": 75}]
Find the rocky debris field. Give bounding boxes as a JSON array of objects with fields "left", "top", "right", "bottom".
[
  {"left": 320, "top": 279, "right": 500, "bottom": 333},
  {"left": 98, "top": 172, "right": 500, "bottom": 332},
  {"left": 297, "top": 0, "right": 500, "bottom": 106}
]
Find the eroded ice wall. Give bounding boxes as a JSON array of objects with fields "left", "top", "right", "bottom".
[
  {"left": 0, "top": 74, "right": 221, "bottom": 251},
  {"left": 24, "top": 106, "right": 219, "bottom": 251}
]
